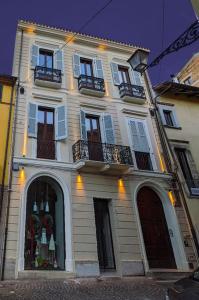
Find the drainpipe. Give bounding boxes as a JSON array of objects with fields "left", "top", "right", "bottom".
[
  {"left": 1, "top": 28, "right": 24, "bottom": 280},
  {"left": 0, "top": 81, "right": 15, "bottom": 218},
  {"left": 144, "top": 71, "right": 199, "bottom": 260}
]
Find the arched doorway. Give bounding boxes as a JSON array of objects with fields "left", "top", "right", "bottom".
[
  {"left": 137, "top": 187, "right": 176, "bottom": 269},
  {"left": 24, "top": 176, "right": 65, "bottom": 270}
]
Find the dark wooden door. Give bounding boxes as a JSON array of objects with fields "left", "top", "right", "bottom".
[
  {"left": 94, "top": 199, "right": 116, "bottom": 271},
  {"left": 86, "top": 115, "right": 103, "bottom": 161},
  {"left": 37, "top": 108, "right": 55, "bottom": 159},
  {"left": 137, "top": 187, "right": 176, "bottom": 269}
]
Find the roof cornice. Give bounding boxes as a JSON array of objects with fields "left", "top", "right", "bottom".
[{"left": 18, "top": 20, "right": 150, "bottom": 54}]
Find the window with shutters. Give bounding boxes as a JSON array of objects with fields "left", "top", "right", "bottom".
[
  {"left": 175, "top": 148, "right": 199, "bottom": 195},
  {"left": 72, "top": 111, "right": 133, "bottom": 166},
  {"left": 73, "top": 54, "right": 105, "bottom": 96},
  {"left": 28, "top": 103, "right": 67, "bottom": 160},
  {"left": 111, "top": 62, "right": 145, "bottom": 101},
  {"left": 32, "top": 46, "right": 62, "bottom": 86},
  {"left": 129, "top": 119, "right": 154, "bottom": 171}
]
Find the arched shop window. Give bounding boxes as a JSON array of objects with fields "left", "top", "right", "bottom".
[{"left": 24, "top": 176, "right": 65, "bottom": 270}]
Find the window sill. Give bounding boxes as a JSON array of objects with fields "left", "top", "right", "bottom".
[{"left": 164, "top": 125, "right": 182, "bottom": 130}]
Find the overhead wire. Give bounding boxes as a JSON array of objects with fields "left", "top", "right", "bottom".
[{"left": 157, "top": 0, "right": 165, "bottom": 83}]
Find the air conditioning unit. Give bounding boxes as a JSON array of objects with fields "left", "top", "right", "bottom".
[{"left": 191, "top": 188, "right": 199, "bottom": 196}]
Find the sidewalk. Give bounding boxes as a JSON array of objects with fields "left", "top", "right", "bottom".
[{"left": 0, "top": 277, "right": 170, "bottom": 300}]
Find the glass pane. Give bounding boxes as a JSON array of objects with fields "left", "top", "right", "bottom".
[
  {"left": 86, "top": 63, "right": 92, "bottom": 76},
  {"left": 46, "top": 55, "right": 53, "bottom": 69},
  {"left": 80, "top": 63, "right": 86, "bottom": 75},
  {"left": 47, "top": 112, "right": 54, "bottom": 124},
  {"left": 38, "top": 110, "right": 45, "bottom": 123},
  {"left": 118, "top": 71, "right": 123, "bottom": 84},
  {"left": 92, "top": 119, "right": 97, "bottom": 130},
  {"left": 39, "top": 54, "right": 45, "bottom": 67},
  {"left": 86, "top": 118, "right": 91, "bottom": 131}
]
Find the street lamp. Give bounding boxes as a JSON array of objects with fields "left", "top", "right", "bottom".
[
  {"left": 128, "top": 20, "right": 199, "bottom": 74},
  {"left": 127, "top": 49, "right": 148, "bottom": 74}
]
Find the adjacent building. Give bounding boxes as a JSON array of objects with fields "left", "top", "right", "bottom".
[
  {"left": 3, "top": 20, "right": 197, "bottom": 279},
  {"left": 177, "top": 52, "right": 199, "bottom": 87},
  {"left": 155, "top": 66, "right": 199, "bottom": 248},
  {"left": 0, "top": 74, "right": 17, "bottom": 277}
]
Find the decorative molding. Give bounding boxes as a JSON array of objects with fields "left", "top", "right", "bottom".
[
  {"left": 169, "top": 139, "right": 190, "bottom": 145},
  {"left": 121, "top": 108, "right": 148, "bottom": 117},
  {"left": 80, "top": 102, "right": 107, "bottom": 110},
  {"left": 157, "top": 101, "right": 175, "bottom": 107},
  {"left": 32, "top": 92, "right": 63, "bottom": 102}
]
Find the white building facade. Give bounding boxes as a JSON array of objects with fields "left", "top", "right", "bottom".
[{"left": 4, "top": 20, "right": 197, "bottom": 279}]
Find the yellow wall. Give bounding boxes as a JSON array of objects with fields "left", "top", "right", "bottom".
[
  {"left": 0, "top": 84, "right": 15, "bottom": 186},
  {"left": 160, "top": 95, "right": 199, "bottom": 239}
]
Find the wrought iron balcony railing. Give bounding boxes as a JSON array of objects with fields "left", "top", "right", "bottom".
[
  {"left": 135, "top": 151, "right": 153, "bottom": 171},
  {"left": 78, "top": 75, "right": 105, "bottom": 93},
  {"left": 34, "top": 66, "right": 62, "bottom": 83},
  {"left": 73, "top": 140, "right": 133, "bottom": 165},
  {"left": 119, "top": 83, "right": 146, "bottom": 99}
]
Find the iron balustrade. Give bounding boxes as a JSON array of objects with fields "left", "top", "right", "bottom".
[
  {"left": 134, "top": 151, "right": 153, "bottom": 171},
  {"left": 73, "top": 140, "right": 133, "bottom": 165},
  {"left": 118, "top": 83, "right": 145, "bottom": 99},
  {"left": 34, "top": 66, "right": 62, "bottom": 83},
  {"left": 78, "top": 75, "right": 105, "bottom": 93}
]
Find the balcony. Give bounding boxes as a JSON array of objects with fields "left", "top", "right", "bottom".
[
  {"left": 118, "top": 83, "right": 146, "bottom": 104},
  {"left": 78, "top": 75, "right": 105, "bottom": 97},
  {"left": 34, "top": 66, "right": 62, "bottom": 89},
  {"left": 72, "top": 140, "right": 133, "bottom": 174}
]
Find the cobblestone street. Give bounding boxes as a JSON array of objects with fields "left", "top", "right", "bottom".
[{"left": 0, "top": 277, "right": 170, "bottom": 300}]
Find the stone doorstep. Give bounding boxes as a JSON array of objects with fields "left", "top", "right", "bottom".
[
  {"left": 18, "top": 271, "right": 75, "bottom": 280},
  {"left": 146, "top": 270, "right": 193, "bottom": 281}
]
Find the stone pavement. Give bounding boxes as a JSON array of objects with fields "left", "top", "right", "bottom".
[{"left": 0, "top": 277, "right": 170, "bottom": 300}]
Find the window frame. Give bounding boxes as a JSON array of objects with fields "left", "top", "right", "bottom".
[
  {"left": 158, "top": 104, "right": 180, "bottom": 128},
  {"left": 39, "top": 49, "right": 54, "bottom": 69},
  {"left": 80, "top": 57, "right": 94, "bottom": 77},
  {"left": 118, "top": 65, "right": 131, "bottom": 84}
]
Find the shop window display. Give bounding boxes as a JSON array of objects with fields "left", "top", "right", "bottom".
[{"left": 24, "top": 177, "right": 65, "bottom": 270}]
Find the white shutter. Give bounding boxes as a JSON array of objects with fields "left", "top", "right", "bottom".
[
  {"left": 137, "top": 121, "right": 150, "bottom": 153},
  {"left": 28, "top": 103, "right": 37, "bottom": 137},
  {"left": 94, "top": 59, "right": 104, "bottom": 78},
  {"left": 172, "top": 110, "right": 180, "bottom": 127},
  {"left": 31, "top": 45, "right": 39, "bottom": 68},
  {"left": 55, "top": 106, "right": 67, "bottom": 140},
  {"left": 158, "top": 106, "right": 166, "bottom": 125},
  {"left": 80, "top": 110, "right": 87, "bottom": 140},
  {"left": 73, "top": 54, "right": 81, "bottom": 78},
  {"left": 55, "top": 50, "right": 63, "bottom": 72},
  {"left": 129, "top": 120, "right": 140, "bottom": 151},
  {"left": 110, "top": 62, "right": 120, "bottom": 85},
  {"left": 103, "top": 115, "right": 115, "bottom": 144},
  {"left": 131, "top": 69, "right": 142, "bottom": 86}
]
